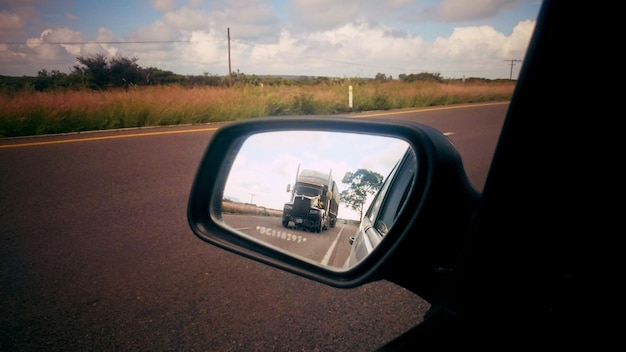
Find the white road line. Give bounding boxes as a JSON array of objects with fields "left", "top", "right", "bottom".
[{"left": 320, "top": 226, "right": 345, "bottom": 266}]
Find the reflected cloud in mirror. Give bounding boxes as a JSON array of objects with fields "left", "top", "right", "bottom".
[{"left": 219, "top": 130, "right": 411, "bottom": 271}]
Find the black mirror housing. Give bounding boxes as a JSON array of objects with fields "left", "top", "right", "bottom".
[{"left": 187, "top": 116, "right": 478, "bottom": 300}]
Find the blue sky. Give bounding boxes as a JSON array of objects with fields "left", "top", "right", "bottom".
[{"left": 0, "top": 0, "right": 542, "bottom": 78}]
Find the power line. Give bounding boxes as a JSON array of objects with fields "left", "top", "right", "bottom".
[
  {"left": 0, "top": 39, "right": 220, "bottom": 45},
  {"left": 3, "top": 36, "right": 522, "bottom": 78}
]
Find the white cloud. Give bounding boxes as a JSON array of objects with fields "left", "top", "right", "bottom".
[
  {"left": 289, "top": 0, "right": 361, "bottom": 29},
  {"left": 151, "top": 0, "right": 179, "bottom": 12},
  {"left": 163, "top": 7, "right": 210, "bottom": 30},
  {"left": 385, "top": 0, "right": 413, "bottom": 8},
  {"left": 424, "top": 20, "right": 533, "bottom": 77},
  {"left": 434, "top": 0, "right": 518, "bottom": 21},
  {"left": 202, "top": 2, "right": 281, "bottom": 41},
  {"left": 503, "top": 19, "right": 534, "bottom": 56},
  {"left": 288, "top": 0, "right": 419, "bottom": 31},
  {"left": 433, "top": 25, "right": 506, "bottom": 58},
  {"left": 0, "top": 10, "right": 25, "bottom": 30},
  {"left": 131, "top": 19, "right": 182, "bottom": 42},
  {"left": 0, "top": 1, "right": 538, "bottom": 78},
  {"left": 26, "top": 28, "right": 84, "bottom": 60},
  {"left": 126, "top": 17, "right": 534, "bottom": 79}
]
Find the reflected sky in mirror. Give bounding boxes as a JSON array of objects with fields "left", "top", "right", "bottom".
[{"left": 224, "top": 131, "right": 409, "bottom": 221}]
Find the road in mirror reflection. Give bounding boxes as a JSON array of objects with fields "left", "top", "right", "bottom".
[{"left": 219, "top": 130, "right": 409, "bottom": 271}]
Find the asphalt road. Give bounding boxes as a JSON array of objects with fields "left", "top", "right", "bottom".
[
  {"left": 0, "top": 102, "right": 507, "bottom": 351},
  {"left": 222, "top": 214, "right": 359, "bottom": 269}
]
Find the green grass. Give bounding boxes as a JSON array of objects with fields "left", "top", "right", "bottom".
[{"left": 0, "top": 80, "right": 515, "bottom": 137}]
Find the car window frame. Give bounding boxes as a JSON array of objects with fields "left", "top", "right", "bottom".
[
  {"left": 364, "top": 147, "right": 417, "bottom": 237},
  {"left": 347, "top": 147, "right": 417, "bottom": 267}
]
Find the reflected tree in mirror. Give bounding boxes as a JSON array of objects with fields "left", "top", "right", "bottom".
[
  {"left": 340, "top": 169, "right": 384, "bottom": 221},
  {"left": 219, "top": 130, "right": 410, "bottom": 271}
]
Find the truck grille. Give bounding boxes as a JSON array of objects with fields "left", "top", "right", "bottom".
[{"left": 293, "top": 196, "right": 311, "bottom": 213}]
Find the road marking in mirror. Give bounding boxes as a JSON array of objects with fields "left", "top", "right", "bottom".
[
  {"left": 320, "top": 226, "right": 346, "bottom": 266},
  {"left": 256, "top": 226, "right": 308, "bottom": 243}
]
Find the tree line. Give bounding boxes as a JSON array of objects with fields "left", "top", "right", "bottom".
[
  {"left": 31, "top": 54, "right": 226, "bottom": 91},
  {"left": 0, "top": 54, "right": 496, "bottom": 93}
]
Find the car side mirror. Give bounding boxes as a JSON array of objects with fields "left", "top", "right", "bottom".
[{"left": 188, "top": 116, "right": 478, "bottom": 290}]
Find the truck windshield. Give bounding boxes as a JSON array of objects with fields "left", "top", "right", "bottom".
[{"left": 295, "top": 185, "right": 321, "bottom": 197}]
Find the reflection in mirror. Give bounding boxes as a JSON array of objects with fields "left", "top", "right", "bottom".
[{"left": 220, "top": 131, "right": 412, "bottom": 272}]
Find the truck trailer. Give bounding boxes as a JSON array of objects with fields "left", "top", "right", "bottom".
[{"left": 282, "top": 166, "right": 340, "bottom": 232}]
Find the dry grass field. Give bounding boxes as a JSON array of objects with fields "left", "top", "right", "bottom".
[
  {"left": 222, "top": 200, "right": 283, "bottom": 217},
  {"left": 0, "top": 80, "right": 515, "bottom": 137}
]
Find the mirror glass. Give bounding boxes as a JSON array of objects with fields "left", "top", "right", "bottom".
[{"left": 220, "top": 130, "right": 412, "bottom": 271}]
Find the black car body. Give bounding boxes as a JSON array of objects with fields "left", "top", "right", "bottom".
[
  {"left": 188, "top": 0, "right": 596, "bottom": 348},
  {"left": 346, "top": 147, "right": 417, "bottom": 268}
]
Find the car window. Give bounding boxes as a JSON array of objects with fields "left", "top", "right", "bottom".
[{"left": 364, "top": 148, "right": 417, "bottom": 236}]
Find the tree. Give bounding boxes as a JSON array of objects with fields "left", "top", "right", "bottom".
[
  {"left": 108, "top": 55, "right": 141, "bottom": 88},
  {"left": 73, "top": 53, "right": 109, "bottom": 89},
  {"left": 400, "top": 72, "right": 443, "bottom": 83},
  {"left": 340, "top": 169, "right": 384, "bottom": 220},
  {"left": 72, "top": 54, "right": 144, "bottom": 89},
  {"left": 374, "top": 72, "right": 388, "bottom": 81}
]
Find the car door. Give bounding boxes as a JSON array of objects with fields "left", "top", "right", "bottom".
[{"left": 346, "top": 147, "right": 417, "bottom": 267}]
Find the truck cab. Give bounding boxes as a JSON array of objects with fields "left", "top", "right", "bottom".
[{"left": 282, "top": 168, "right": 339, "bottom": 232}]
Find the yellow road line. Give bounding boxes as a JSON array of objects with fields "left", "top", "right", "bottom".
[
  {"left": 0, "top": 127, "right": 218, "bottom": 149},
  {"left": 352, "top": 102, "right": 508, "bottom": 118}
]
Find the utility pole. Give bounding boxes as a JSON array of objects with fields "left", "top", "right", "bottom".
[
  {"left": 505, "top": 59, "right": 522, "bottom": 80},
  {"left": 227, "top": 28, "right": 232, "bottom": 88}
]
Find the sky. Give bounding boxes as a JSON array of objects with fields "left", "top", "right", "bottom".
[
  {"left": 224, "top": 131, "right": 410, "bottom": 220},
  {"left": 0, "top": 0, "right": 542, "bottom": 79}
]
